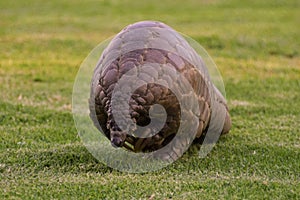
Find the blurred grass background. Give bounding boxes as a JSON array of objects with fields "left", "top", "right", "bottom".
[{"left": 0, "top": 0, "right": 299, "bottom": 199}]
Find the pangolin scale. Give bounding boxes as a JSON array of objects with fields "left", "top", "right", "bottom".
[{"left": 89, "top": 21, "right": 231, "bottom": 155}]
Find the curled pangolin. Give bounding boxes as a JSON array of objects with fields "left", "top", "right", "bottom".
[{"left": 89, "top": 21, "right": 231, "bottom": 158}]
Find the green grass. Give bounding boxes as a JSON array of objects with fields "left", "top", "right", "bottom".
[{"left": 0, "top": 0, "right": 299, "bottom": 199}]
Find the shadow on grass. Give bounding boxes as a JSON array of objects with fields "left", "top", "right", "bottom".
[
  {"left": 3, "top": 135, "right": 230, "bottom": 175},
  {"left": 2, "top": 133, "right": 299, "bottom": 179}
]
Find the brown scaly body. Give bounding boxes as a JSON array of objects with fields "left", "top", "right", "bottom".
[{"left": 89, "top": 21, "right": 231, "bottom": 155}]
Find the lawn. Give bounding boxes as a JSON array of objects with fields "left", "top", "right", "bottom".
[{"left": 0, "top": 0, "right": 299, "bottom": 199}]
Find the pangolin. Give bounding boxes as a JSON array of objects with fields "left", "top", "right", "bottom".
[{"left": 89, "top": 21, "right": 231, "bottom": 158}]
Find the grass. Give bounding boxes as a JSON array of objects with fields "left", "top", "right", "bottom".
[{"left": 0, "top": 0, "right": 299, "bottom": 199}]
